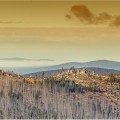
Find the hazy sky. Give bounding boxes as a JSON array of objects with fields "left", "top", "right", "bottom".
[{"left": 0, "top": 1, "right": 120, "bottom": 62}]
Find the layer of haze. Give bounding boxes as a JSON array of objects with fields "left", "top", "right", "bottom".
[{"left": 0, "top": 1, "right": 120, "bottom": 62}]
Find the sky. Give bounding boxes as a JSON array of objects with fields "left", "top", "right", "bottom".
[{"left": 0, "top": 1, "right": 120, "bottom": 62}]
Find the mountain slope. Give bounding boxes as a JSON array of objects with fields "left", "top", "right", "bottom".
[
  {"left": 37, "top": 60, "right": 120, "bottom": 71},
  {"left": 86, "top": 60, "right": 120, "bottom": 70}
]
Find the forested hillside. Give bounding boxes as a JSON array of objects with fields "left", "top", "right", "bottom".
[{"left": 0, "top": 70, "right": 120, "bottom": 119}]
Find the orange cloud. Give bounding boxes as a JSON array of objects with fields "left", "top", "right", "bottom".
[
  {"left": 65, "top": 14, "right": 72, "bottom": 19},
  {"left": 66, "top": 5, "right": 120, "bottom": 27},
  {"left": 110, "top": 16, "right": 120, "bottom": 27},
  {"left": 69, "top": 5, "right": 94, "bottom": 24},
  {"left": 94, "top": 12, "right": 113, "bottom": 24}
]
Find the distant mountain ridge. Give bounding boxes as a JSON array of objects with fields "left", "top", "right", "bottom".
[
  {"left": 0, "top": 57, "right": 30, "bottom": 61},
  {"left": 1, "top": 59, "right": 120, "bottom": 74},
  {"left": 29, "top": 60, "right": 120, "bottom": 71},
  {"left": 37, "top": 59, "right": 54, "bottom": 61},
  {"left": 0, "top": 57, "right": 54, "bottom": 61}
]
